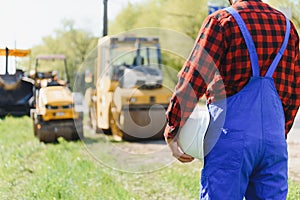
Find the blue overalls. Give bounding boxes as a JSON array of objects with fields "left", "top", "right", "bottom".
[{"left": 200, "top": 7, "right": 291, "bottom": 200}]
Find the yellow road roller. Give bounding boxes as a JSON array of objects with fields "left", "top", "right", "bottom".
[
  {"left": 86, "top": 36, "right": 172, "bottom": 141},
  {"left": 31, "top": 55, "right": 83, "bottom": 143}
]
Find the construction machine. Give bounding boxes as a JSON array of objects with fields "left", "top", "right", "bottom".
[
  {"left": 0, "top": 48, "right": 34, "bottom": 117},
  {"left": 86, "top": 36, "right": 172, "bottom": 141},
  {"left": 31, "top": 55, "right": 83, "bottom": 143}
]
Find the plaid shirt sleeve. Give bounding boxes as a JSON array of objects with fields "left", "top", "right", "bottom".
[
  {"left": 164, "top": 16, "right": 226, "bottom": 141},
  {"left": 285, "top": 46, "right": 300, "bottom": 134}
]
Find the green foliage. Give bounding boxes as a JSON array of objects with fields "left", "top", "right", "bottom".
[
  {"left": 109, "top": 0, "right": 208, "bottom": 39},
  {"left": 288, "top": 180, "right": 300, "bottom": 200},
  {"left": 157, "top": 0, "right": 207, "bottom": 39},
  {"left": 109, "top": 3, "right": 143, "bottom": 34},
  {"left": 30, "top": 19, "right": 97, "bottom": 87}
]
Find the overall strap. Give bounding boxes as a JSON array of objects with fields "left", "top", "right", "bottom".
[
  {"left": 225, "top": 7, "right": 260, "bottom": 77},
  {"left": 265, "top": 16, "right": 290, "bottom": 77}
]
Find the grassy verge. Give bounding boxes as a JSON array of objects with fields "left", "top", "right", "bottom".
[
  {"left": 0, "top": 117, "right": 136, "bottom": 200},
  {"left": 0, "top": 116, "right": 299, "bottom": 199}
]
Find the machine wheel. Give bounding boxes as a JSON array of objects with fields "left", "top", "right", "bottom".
[
  {"left": 101, "top": 128, "right": 111, "bottom": 135},
  {"left": 72, "top": 120, "right": 84, "bottom": 140},
  {"left": 36, "top": 119, "right": 57, "bottom": 143},
  {"left": 109, "top": 117, "right": 123, "bottom": 141},
  {"left": 36, "top": 129, "right": 45, "bottom": 142},
  {"left": 72, "top": 129, "right": 82, "bottom": 141},
  {"left": 109, "top": 111, "right": 147, "bottom": 141},
  {"left": 37, "top": 127, "right": 57, "bottom": 143},
  {"left": 122, "top": 132, "right": 141, "bottom": 141}
]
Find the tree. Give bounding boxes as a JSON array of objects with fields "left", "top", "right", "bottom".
[
  {"left": 109, "top": 1, "right": 165, "bottom": 34},
  {"left": 30, "top": 19, "right": 97, "bottom": 86},
  {"left": 158, "top": 0, "right": 207, "bottom": 39},
  {"left": 109, "top": 0, "right": 208, "bottom": 39}
]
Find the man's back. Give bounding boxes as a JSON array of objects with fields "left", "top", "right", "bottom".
[
  {"left": 199, "top": 1, "right": 298, "bottom": 199},
  {"left": 189, "top": 0, "right": 299, "bottom": 134}
]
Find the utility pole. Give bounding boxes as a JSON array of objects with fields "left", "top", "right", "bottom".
[{"left": 103, "top": 0, "right": 108, "bottom": 36}]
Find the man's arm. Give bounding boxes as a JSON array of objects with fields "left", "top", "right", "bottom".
[{"left": 164, "top": 15, "right": 227, "bottom": 160}]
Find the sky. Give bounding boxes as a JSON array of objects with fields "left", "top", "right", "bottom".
[{"left": 0, "top": 0, "right": 144, "bottom": 49}]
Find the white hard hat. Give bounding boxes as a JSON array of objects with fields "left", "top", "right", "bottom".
[{"left": 177, "top": 104, "right": 210, "bottom": 160}]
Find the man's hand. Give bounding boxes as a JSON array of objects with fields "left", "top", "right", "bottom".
[{"left": 166, "top": 138, "right": 194, "bottom": 163}]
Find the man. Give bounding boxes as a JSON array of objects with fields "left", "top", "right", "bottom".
[
  {"left": 48, "top": 71, "right": 66, "bottom": 86},
  {"left": 164, "top": 0, "right": 299, "bottom": 199}
]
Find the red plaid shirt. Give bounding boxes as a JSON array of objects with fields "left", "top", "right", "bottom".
[{"left": 165, "top": 0, "right": 300, "bottom": 141}]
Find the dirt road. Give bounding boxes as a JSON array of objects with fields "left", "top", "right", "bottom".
[{"left": 84, "top": 112, "right": 300, "bottom": 178}]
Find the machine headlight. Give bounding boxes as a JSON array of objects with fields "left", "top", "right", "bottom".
[
  {"left": 45, "top": 104, "right": 58, "bottom": 109},
  {"left": 45, "top": 104, "right": 74, "bottom": 109},
  {"left": 62, "top": 104, "right": 74, "bottom": 109}
]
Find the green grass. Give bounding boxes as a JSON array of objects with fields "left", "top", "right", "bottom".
[
  {"left": 0, "top": 117, "right": 136, "bottom": 200},
  {"left": 0, "top": 116, "right": 299, "bottom": 199},
  {"left": 289, "top": 180, "right": 300, "bottom": 200}
]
